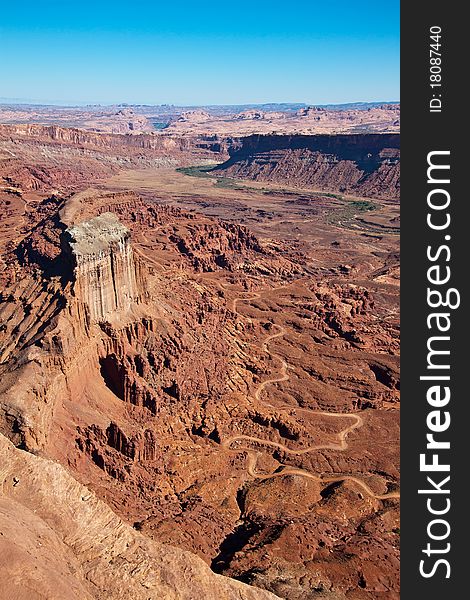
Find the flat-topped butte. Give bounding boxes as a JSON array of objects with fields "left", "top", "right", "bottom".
[
  {"left": 65, "top": 212, "right": 139, "bottom": 322},
  {"left": 66, "top": 212, "right": 130, "bottom": 257}
]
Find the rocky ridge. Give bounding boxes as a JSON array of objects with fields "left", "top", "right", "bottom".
[{"left": 214, "top": 134, "right": 400, "bottom": 201}]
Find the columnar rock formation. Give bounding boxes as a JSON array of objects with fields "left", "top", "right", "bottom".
[{"left": 66, "top": 213, "right": 140, "bottom": 322}]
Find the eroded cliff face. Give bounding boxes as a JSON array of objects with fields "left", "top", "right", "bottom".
[
  {"left": 0, "top": 189, "right": 288, "bottom": 599},
  {"left": 0, "top": 124, "right": 229, "bottom": 196},
  {"left": 0, "top": 433, "right": 279, "bottom": 600},
  {"left": 0, "top": 123, "right": 228, "bottom": 157},
  {"left": 66, "top": 214, "right": 142, "bottom": 323},
  {"left": 0, "top": 179, "right": 399, "bottom": 599},
  {"left": 214, "top": 134, "right": 400, "bottom": 201}
]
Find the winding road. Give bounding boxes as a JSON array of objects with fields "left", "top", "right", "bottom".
[
  {"left": 221, "top": 285, "right": 400, "bottom": 501},
  {"left": 136, "top": 251, "right": 399, "bottom": 501}
]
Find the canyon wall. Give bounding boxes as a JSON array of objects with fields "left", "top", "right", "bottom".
[
  {"left": 0, "top": 123, "right": 228, "bottom": 194},
  {"left": 0, "top": 123, "right": 227, "bottom": 155},
  {"left": 214, "top": 133, "right": 400, "bottom": 200}
]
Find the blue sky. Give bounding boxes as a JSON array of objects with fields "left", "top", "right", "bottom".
[{"left": 0, "top": 1, "right": 399, "bottom": 106}]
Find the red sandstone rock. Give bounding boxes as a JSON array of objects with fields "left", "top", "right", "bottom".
[
  {"left": 0, "top": 125, "right": 399, "bottom": 599},
  {"left": 214, "top": 135, "right": 400, "bottom": 201}
]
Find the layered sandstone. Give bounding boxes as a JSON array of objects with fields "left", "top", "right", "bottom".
[
  {"left": 66, "top": 213, "right": 141, "bottom": 323},
  {"left": 0, "top": 123, "right": 227, "bottom": 156},
  {"left": 214, "top": 134, "right": 400, "bottom": 201}
]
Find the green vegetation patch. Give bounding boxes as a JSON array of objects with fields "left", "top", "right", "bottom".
[
  {"left": 176, "top": 165, "right": 216, "bottom": 178},
  {"left": 350, "top": 200, "right": 378, "bottom": 211},
  {"left": 177, "top": 166, "right": 352, "bottom": 201},
  {"left": 214, "top": 178, "right": 246, "bottom": 190},
  {"left": 177, "top": 165, "right": 262, "bottom": 192},
  {"left": 323, "top": 192, "right": 344, "bottom": 200}
]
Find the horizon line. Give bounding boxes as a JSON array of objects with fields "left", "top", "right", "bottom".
[{"left": 0, "top": 97, "right": 400, "bottom": 109}]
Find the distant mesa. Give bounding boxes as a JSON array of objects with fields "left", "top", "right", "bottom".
[
  {"left": 164, "top": 104, "right": 400, "bottom": 135},
  {"left": 114, "top": 108, "right": 135, "bottom": 117},
  {"left": 296, "top": 106, "right": 326, "bottom": 116},
  {"left": 0, "top": 102, "right": 400, "bottom": 135},
  {"left": 176, "top": 110, "right": 211, "bottom": 123}
]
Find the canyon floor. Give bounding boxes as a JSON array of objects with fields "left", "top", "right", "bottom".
[{"left": 0, "top": 122, "right": 399, "bottom": 599}]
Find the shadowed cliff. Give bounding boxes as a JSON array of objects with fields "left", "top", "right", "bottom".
[{"left": 214, "top": 134, "right": 400, "bottom": 200}]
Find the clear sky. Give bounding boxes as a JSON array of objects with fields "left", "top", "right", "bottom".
[{"left": 0, "top": 1, "right": 399, "bottom": 106}]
